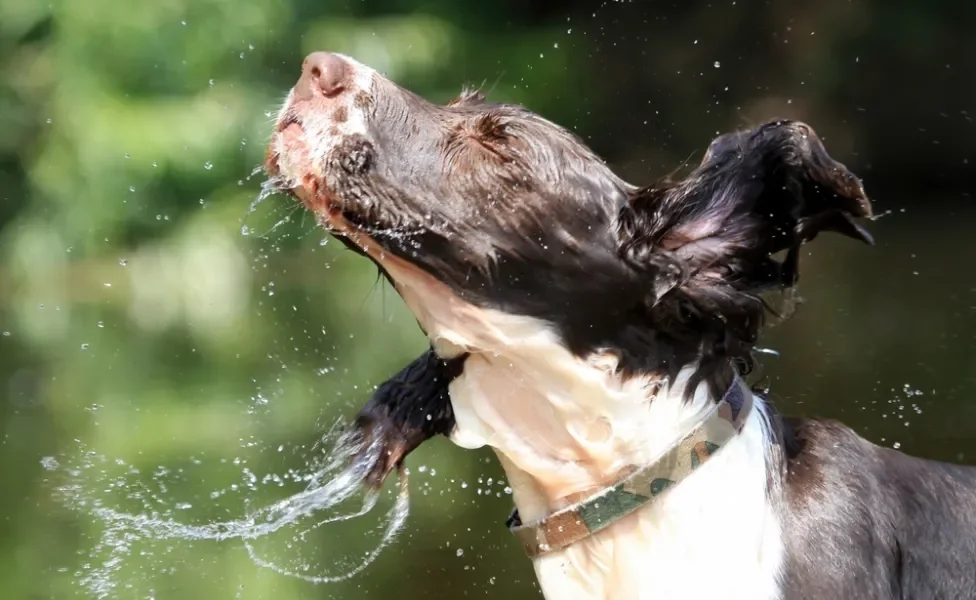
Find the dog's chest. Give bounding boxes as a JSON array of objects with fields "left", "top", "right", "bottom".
[{"left": 444, "top": 347, "right": 786, "bottom": 600}]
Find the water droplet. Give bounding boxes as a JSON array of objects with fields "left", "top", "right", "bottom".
[
  {"left": 129, "top": 186, "right": 136, "bottom": 192},
  {"left": 1, "top": 331, "right": 10, "bottom": 337},
  {"left": 97, "top": 321, "right": 105, "bottom": 328},
  {"left": 713, "top": 61, "right": 721, "bottom": 68},
  {"left": 40, "top": 456, "right": 59, "bottom": 471},
  {"left": 80, "top": 343, "right": 90, "bottom": 350},
  {"left": 241, "top": 226, "right": 250, "bottom": 236},
  {"left": 119, "top": 258, "right": 128, "bottom": 266},
  {"left": 209, "top": 79, "right": 215, "bottom": 87},
  {"left": 456, "top": 548, "right": 464, "bottom": 557},
  {"left": 204, "top": 162, "right": 213, "bottom": 170}
]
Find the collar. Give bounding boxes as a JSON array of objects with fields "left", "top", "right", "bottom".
[{"left": 506, "top": 377, "right": 753, "bottom": 558}]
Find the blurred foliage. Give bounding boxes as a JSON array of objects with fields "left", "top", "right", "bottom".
[{"left": 0, "top": 0, "right": 973, "bottom": 598}]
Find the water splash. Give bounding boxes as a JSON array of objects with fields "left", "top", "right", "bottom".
[
  {"left": 239, "top": 174, "right": 302, "bottom": 240},
  {"left": 245, "top": 171, "right": 285, "bottom": 220},
  {"left": 243, "top": 473, "right": 409, "bottom": 584},
  {"left": 50, "top": 421, "right": 410, "bottom": 598}
]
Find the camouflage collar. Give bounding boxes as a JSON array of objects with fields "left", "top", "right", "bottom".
[{"left": 507, "top": 378, "right": 753, "bottom": 558}]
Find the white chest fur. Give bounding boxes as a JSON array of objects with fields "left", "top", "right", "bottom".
[
  {"left": 444, "top": 331, "right": 784, "bottom": 600},
  {"left": 525, "top": 402, "right": 784, "bottom": 600},
  {"left": 383, "top": 263, "right": 785, "bottom": 599}
]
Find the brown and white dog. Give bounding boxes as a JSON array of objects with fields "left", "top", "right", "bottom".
[{"left": 265, "top": 52, "right": 976, "bottom": 600}]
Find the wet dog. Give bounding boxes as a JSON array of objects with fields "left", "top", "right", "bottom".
[{"left": 266, "top": 52, "right": 976, "bottom": 600}]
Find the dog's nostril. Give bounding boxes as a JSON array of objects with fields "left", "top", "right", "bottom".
[{"left": 302, "top": 51, "right": 348, "bottom": 97}]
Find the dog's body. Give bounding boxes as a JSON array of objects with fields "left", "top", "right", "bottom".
[{"left": 266, "top": 52, "right": 976, "bottom": 599}]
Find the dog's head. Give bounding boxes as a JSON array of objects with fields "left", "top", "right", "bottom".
[
  {"left": 266, "top": 53, "right": 638, "bottom": 350},
  {"left": 267, "top": 51, "right": 871, "bottom": 386},
  {"left": 266, "top": 52, "right": 873, "bottom": 495}
]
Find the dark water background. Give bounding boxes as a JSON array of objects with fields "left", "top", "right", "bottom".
[{"left": 1, "top": 0, "right": 973, "bottom": 598}]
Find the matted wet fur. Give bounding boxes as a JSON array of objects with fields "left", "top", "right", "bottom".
[{"left": 266, "top": 52, "right": 976, "bottom": 600}]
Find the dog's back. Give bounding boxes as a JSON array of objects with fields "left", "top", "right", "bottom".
[{"left": 780, "top": 417, "right": 976, "bottom": 599}]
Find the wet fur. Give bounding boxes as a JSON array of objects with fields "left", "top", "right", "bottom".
[{"left": 267, "top": 54, "right": 976, "bottom": 599}]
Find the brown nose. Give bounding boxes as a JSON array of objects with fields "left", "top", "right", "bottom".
[{"left": 298, "top": 52, "right": 348, "bottom": 99}]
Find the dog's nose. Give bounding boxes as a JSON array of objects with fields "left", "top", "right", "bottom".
[{"left": 296, "top": 52, "right": 348, "bottom": 100}]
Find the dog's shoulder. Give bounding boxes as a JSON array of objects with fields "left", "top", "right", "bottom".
[
  {"left": 777, "top": 416, "right": 976, "bottom": 600},
  {"left": 781, "top": 416, "right": 976, "bottom": 503}
]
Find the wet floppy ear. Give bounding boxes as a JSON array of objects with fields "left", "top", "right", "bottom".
[
  {"left": 614, "top": 120, "right": 873, "bottom": 387},
  {"left": 350, "top": 350, "right": 465, "bottom": 488},
  {"left": 618, "top": 119, "right": 874, "bottom": 305}
]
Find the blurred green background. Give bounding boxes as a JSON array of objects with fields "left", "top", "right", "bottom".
[{"left": 1, "top": 0, "right": 974, "bottom": 598}]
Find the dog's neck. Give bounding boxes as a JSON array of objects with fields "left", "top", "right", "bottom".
[
  {"left": 440, "top": 312, "right": 785, "bottom": 600},
  {"left": 388, "top": 261, "right": 786, "bottom": 599},
  {"left": 447, "top": 329, "right": 721, "bottom": 520},
  {"left": 386, "top": 259, "right": 740, "bottom": 514}
]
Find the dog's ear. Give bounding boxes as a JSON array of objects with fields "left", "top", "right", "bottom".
[
  {"left": 619, "top": 119, "right": 872, "bottom": 301},
  {"left": 616, "top": 120, "right": 872, "bottom": 382}
]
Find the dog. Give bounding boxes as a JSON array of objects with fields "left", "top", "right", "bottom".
[{"left": 265, "top": 51, "right": 976, "bottom": 600}]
